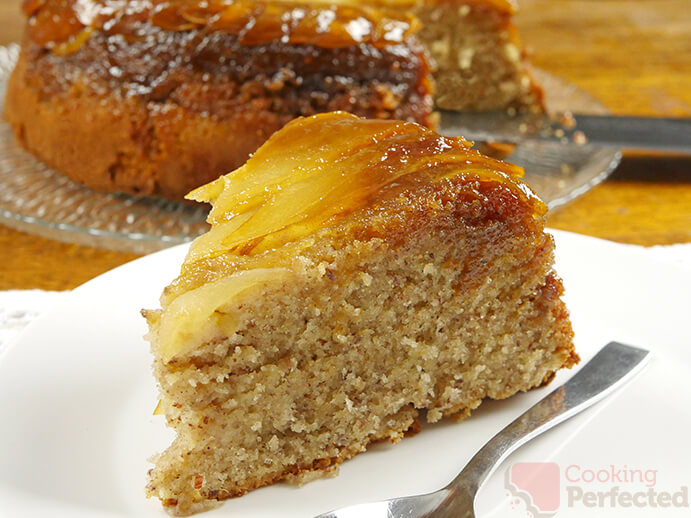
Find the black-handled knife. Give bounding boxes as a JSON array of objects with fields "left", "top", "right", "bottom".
[{"left": 439, "top": 109, "right": 691, "bottom": 154}]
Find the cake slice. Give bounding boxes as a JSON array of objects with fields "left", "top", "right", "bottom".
[
  {"left": 5, "top": 0, "right": 541, "bottom": 201},
  {"left": 144, "top": 112, "right": 576, "bottom": 515}
]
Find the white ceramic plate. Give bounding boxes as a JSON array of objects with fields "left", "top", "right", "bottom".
[{"left": 1, "top": 230, "right": 689, "bottom": 518}]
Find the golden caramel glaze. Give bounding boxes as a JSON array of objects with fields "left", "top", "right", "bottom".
[
  {"left": 23, "top": 0, "right": 423, "bottom": 52},
  {"left": 173, "top": 112, "right": 539, "bottom": 288},
  {"left": 152, "top": 113, "right": 546, "bottom": 357},
  {"left": 186, "top": 112, "right": 529, "bottom": 258}
]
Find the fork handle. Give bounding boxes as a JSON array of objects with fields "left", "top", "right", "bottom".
[{"left": 445, "top": 342, "right": 649, "bottom": 498}]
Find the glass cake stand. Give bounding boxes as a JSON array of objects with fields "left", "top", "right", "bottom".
[{"left": 0, "top": 44, "right": 620, "bottom": 253}]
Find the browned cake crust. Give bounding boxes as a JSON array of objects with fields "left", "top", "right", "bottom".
[{"left": 4, "top": 0, "right": 434, "bottom": 199}]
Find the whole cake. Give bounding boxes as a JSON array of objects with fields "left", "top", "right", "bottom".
[
  {"left": 4, "top": 0, "right": 542, "bottom": 200},
  {"left": 143, "top": 112, "right": 576, "bottom": 515}
]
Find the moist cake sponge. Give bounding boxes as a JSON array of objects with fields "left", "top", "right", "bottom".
[{"left": 144, "top": 112, "right": 576, "bottom": 515}]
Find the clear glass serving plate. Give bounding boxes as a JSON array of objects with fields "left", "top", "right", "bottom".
[{"left": 0, "top": 44, "right": 620, "bottom": 253}]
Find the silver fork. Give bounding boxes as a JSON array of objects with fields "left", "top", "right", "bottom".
[{"left": 314, "top": 341, "right": 650, "bottom": 518}]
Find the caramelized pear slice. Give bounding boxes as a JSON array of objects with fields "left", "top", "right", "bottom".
[
  {"left": 188, "top": 114, "right": 418, "bottom": 224},
  {"left": 185, "top": 211, "right": 257, "bottom": 265},
  {"left": 158, "top": 268, "right": 291, "bottom": 361},
  {"left": 186, "top": 112, "right": 523, "bottom": 262}
]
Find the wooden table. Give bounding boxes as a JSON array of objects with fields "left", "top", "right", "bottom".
[{"left": 0, "top": 0, "right": 689, "bottom": 291}]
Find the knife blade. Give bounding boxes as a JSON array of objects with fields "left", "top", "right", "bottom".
[{"left": 439, "top": 109, "right": 691, "bottom": 154}]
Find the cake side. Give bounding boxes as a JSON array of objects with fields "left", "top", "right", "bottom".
[{"left": 144, "top": 113, "right": 575, "bottom": 514}]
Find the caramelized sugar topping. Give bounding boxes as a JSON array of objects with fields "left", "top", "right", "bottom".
[
  {"left": 23, "top": 0, "right": 421, "bottom": 52},
  {"left": 185, "top": 112, "right": 527, "bottom": 263},
  {"left": 157, "top": 111, "right": 532, "bottom": 359}
]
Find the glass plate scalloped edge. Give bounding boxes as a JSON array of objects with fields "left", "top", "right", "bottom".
[{"left": 0, "top": 43, "right": 621, "bottom": 253}]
